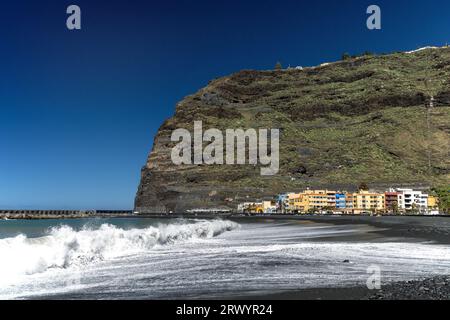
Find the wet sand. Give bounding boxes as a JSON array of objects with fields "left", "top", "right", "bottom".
[
  {"left": 225, "top": 215, "right": 450, "bottom": 244},
  {"left": 225, "top": 215, "right": 450, "bottom": 300}
]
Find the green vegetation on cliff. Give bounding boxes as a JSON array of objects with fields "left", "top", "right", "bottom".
[
  {"left": 432, "top": 185, "right": 450, "bottom": 214},
  {"left": 136, "top": 47, "right": 450, "bottom": 213}
]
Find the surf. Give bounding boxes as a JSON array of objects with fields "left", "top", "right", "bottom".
[{"left": 0, "top": 219, "right": 239, "bottom": 285}]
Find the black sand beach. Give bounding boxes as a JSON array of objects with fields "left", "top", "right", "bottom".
[
  {"left": 225, "top": 215, "right": 450, "bottom": 300},
  {"left": 1, "top": 215, "right": 449, "bottom": 300},
  {"left": 234, "top": 215, "right": 450, "bottom": 245}
]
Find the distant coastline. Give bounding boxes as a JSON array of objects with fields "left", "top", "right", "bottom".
[
  {"left": 1, "top": 210, "right": 448, "bottom": 220},
  {"left": 0, "top": 209, "right": 132, "bottom": 220}
]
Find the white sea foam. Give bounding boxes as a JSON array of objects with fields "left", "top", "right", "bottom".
[
  {"left": 0, "top": 219, "right": 239, "bottom": 285},
  {"left": 2, "top": 220, "right": 450, "bottom": 299}
]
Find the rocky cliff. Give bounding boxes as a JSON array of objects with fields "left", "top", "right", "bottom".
[{"left": 135, "top": 47, "right": 450, "bottom": 213}]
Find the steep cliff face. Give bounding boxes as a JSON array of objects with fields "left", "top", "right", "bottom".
[{"left": 135, "top": 47, "right": 450, "bottom": 213}]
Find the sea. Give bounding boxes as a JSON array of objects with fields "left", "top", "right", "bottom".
[{"left": 0, "top": 217, "right": 449, "bottom": 299}]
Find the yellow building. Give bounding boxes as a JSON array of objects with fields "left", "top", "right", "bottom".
[
  {"left": 326, "top": 190, "right": 337, "bottom": 208},
  {"left": 287, "top": 190, "right": 337, "bottom": 213},
  {"left": 428, "top": 196, "right": 438, "bottom": 209},
  {"left": 254, "top": 203, "right": 264, "bottom": 214},
  {"left": 238, "top": 202, "right": 264, "bottom": 214},
  {"left": 288, "top": 193, "right": 310, "bottom": 213},
  {"left": 352, "top": 190, "right": 385, "bottom": 214},
  {"left": 345, "top": 193, "right": 354, "bottom": 210},
  {"left": 304, "top": 190, "right": 332, "bottom": 211}
]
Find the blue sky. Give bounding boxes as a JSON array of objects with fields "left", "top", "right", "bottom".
[{"left": 1, "top": 0, "right": 450, "bottom": 209}]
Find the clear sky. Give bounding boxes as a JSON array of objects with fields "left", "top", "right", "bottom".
[{"left": 1, "top": 0, "right": 449, "bottom": 209}]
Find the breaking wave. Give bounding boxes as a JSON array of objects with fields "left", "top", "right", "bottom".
[{"left": 0, "top": 219, "right": 239, "bottom": 282}]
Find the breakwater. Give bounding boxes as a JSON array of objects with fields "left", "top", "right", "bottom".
[{"left": 0, "top": 210, "right": 133, "bottom": 220}]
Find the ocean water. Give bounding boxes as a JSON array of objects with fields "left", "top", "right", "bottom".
[{"left": 0, "top": 217, "right": 449, "bottom": 299}]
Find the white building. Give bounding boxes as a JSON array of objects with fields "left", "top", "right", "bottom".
[
  {"left": 395, "top": 188, "right": 428, "bottom": 213},
  {"left": 237, "top": 202, "right": 260, "bottom": 213},
  {"left": 398, "top": 193, "right": 405, "bottom": 209}
]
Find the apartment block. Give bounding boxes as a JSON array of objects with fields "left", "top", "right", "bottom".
[
  {"left": 352, "top": 190, "right": 385, "bottom": 214},
  {"left": 395, "top": 188, "right": 428, "bottom": 213}
]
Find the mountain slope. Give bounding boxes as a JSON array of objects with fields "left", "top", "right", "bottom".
[{"left": 135, "top": 47, "right": 450, "bottom": 213}]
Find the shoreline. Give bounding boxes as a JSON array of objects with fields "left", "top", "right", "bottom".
[
  {"left": 2, "top": 213, "right": 448, "bottom": 220},
  {"left": 2, "top": 214, "right": 449, "bottom": 300},
  {"left": 2, "top": 213, "right": 450, "bottom": 244}
]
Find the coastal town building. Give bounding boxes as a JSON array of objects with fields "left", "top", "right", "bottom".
[
  {"left": 276, "top": 193, "right": 295, "bottom": 213},
  {"left": 428, "top": 196, "right": 438, "bottom": 209},
  {"left": 351, "top": 190, "right": 385, "bottom": 214},
  {"left": 385, "top": 191, "right": 401, "bottom": 213},
  {"left": 288, "top": 193, "right": 310, "bottom": 213},
  {"left": 327, "top": 190, "right": 337, "bottom": 209},
  {"left": 263, "top": 201, "right": 277, "bottom": 213},
  {"left": 237, "top": 202, "right": 262, "bottom": 214},
  {"left": 427, "top": 195, "right": 440, "bottom": 215},
  {"left": 345, "top": 193, "right": 354, "bottom": 211},
  {"left": 395, "top": 188, "right": 429, "bottom": 213},
  {"left": 237, "top": 187, "right": 442, "bottom": 216},
  {"left": 335, "top": 193, "right": 346, "bottom": 209},
  {"left": 238, "top": 201, "right": 277, "bottom": 214},
  {"left": 304, "top": 189, "right": 329, "bottom": 211},
  {"left": 286, "top": 189, "right": 347, "bottom": 213}
]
